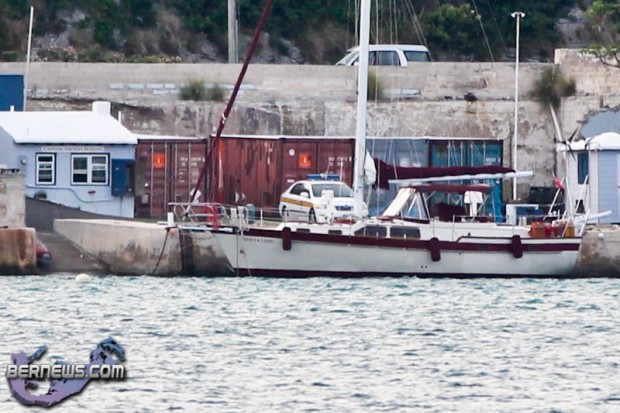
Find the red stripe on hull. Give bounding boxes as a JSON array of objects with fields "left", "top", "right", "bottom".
[{"left": 234, "top": 228, "right": 580, "bottom": 253}]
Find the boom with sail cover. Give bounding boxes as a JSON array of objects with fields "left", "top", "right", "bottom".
[{"left": 372, "top": 158, "right": 515, "bottom": 189}]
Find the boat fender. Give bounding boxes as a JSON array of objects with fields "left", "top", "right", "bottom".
[
  {"left": 429, "top": 237, "right": 441, "bottom": 262},
  {"left": 282, "top": 226, "right": 292, "bottom": 251},
  {"left": 511, "top": 234, "right": 523, "bottom": 259}
]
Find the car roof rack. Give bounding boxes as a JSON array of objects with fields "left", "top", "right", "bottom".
[{"left": 307, "top": 173, "right": 340, "bottom": 181}]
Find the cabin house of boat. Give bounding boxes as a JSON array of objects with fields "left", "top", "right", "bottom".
[
  {"left": 0, "top": 101, "right": 137, "bottom": 218},
  {"left": 562, "top": 131, "right": 620, "bottom": 224}
]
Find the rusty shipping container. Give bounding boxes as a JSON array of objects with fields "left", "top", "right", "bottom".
[
  {"left": 135, "top": 137, "right": 208, "bottom": 219},
  {"left": 211, "top": 135, "right": 355, "bottom": 210}
]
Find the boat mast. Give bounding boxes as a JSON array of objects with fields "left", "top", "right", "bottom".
[
  {"left": 189, "top": 0, "right": 274, "bottom": 204},
  {"left": 353, "top": 0, "right": 371, "bottom": 217}
]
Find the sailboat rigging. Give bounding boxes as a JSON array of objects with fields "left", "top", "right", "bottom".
[
  {"left": 183, "top": 0, "right": 583, "bottom": 278},
  {"left": 189, "top": 0, "right": 274, "bottom": 205}
]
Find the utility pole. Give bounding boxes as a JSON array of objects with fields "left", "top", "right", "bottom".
[
  {"left": 511, "top": 11, "right": 525, "bottom": 200},
  {"left": 228, "top": 0, "right": 238, "bottom": 63},
  {"left": 24, "top": 6, "right": 34, "bottom": 111}
]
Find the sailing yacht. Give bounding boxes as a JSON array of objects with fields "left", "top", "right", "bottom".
[{"left": 196, "top": 0, "right": 582, "bottom": 277}]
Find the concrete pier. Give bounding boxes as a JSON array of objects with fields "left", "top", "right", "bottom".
[
  {"left": 0, "top": 172, "right": 25, "bottom": 228},
  {"left": 0, "top": 228, "right": 37, "bottom": 275},
  {"left": 576, "top": 226, "right": 620, "bottom": 277},
  {"left": 36, "top": 231, "right": 108, "bottom": 275},
  {"left": 54, "top": 219, "right": 230, "bottom": 276}
]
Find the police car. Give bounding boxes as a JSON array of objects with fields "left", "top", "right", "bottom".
[{"left": 278, "top": 175, "right": 367, "bottom": 223}]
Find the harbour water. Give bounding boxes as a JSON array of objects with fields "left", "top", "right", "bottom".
[{"left": 1, "top": 275, "right": 619, "bottom": 412}]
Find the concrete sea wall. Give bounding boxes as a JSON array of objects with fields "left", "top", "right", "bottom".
[
  {"left": 577, "top": 226, "right": 620, "bottom": 276},
  {"left": 0, "top": 171, "right": 36, "bottom": 275},
  {"left": 54, "top": 219, "right": 230, "bottom": 276},
  {"left": 0, "top": 60, "right": 547, "bottom": 103},
  {"left": 0, "top": 172, "right": 25, "bottom": 228}
]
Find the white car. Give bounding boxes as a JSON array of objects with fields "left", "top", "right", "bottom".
[
  {"left": 278, "top": 180, "right": 367, "bottom": 223},
  {"left": 335, "top": 44, "right": 431, "bottom": 67}
]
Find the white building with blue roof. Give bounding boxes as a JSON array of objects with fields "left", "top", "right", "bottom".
[{"left": 0, "top": 101, "right": 137, "bottom": 217}]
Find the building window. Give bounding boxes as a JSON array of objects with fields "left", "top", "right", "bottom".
[
  {"left": 577, "top": 152, "right": 589, "bottom": 184},
  {"left": 36, "top": 154, "right": 55, "bottom": 185},
  {"left": 71, "top": 154, "right": 109, "bottom": 185}
]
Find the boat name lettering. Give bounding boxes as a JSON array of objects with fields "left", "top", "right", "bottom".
[{"left": 243, "top": 237, "right": 276, "bottom": 244}]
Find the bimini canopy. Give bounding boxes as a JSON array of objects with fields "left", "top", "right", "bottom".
[{"left": 372, "top": 158, "right": 514, "bottom": 189}]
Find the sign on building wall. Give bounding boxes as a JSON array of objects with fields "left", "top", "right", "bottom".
[
  {"left": 41, "top": 146, "right": 105, "bottom": 152},
  {"left": 153, "top": 153, "right": 166, "bottom": 169}
]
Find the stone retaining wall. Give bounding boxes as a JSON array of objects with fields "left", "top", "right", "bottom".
[
  {"left": 0, "top": 227, "right": 36, "bottom": 275},
  {"left": 0, "top": 171, "right": 25, "bottom": 228}
]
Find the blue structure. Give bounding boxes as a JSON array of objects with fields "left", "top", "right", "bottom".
[
  {"left": 563, "top": 132, "right": 620, "bottom": 224},
  {"left": 0, "top": 74, "right": 24, "bottom": 111}
]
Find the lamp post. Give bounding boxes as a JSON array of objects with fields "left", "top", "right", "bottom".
[{"left": 511, "top": 11, "right": 525, "bottom": 201}]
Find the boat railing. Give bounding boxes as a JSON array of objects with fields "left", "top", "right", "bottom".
[{"left": 169, "top": 202, "right": 283, "bottom": 228}]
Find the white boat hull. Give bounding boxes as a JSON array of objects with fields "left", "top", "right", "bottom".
[{"left": 210, "top": 228, "right": 580, "bottom": 277}]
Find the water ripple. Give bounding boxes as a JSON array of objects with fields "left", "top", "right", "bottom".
[{"left": 1, "top": 276, "right": 620, "bottom": 412}]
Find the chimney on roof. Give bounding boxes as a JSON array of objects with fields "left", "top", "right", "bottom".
[{"left": 92, "top": 101, "right": 111, "bottom": 116}]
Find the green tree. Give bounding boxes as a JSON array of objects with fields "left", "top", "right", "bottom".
[
  {"left": 422, "top": 3, "right": 496, "bottom": 61},
  {"left": 583, "top": 0, "right": 620, "bottom": 67},
  {"left": 3, "top": 0, "right": 29, "bottom": 19},
  {"left": 0, "top": 0, "right": 593, "bottom": 63},
  {"left": 166, "top": 0, "right": 226, "bottom": 35},
  {"left": 94, "top": 20, "right": 115, "bottom": 49},
  {"left": 483, "top": 0, "right": 577, "bottom": 61},
  {"left": 124, "top": 0, "right": 156, "bottom": 27},
  {"left": 0, "top": 0, "right": 28, "bottom": 54},
  {"left": 0, "top": 17, "right": 9, "bottom": 54}
]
